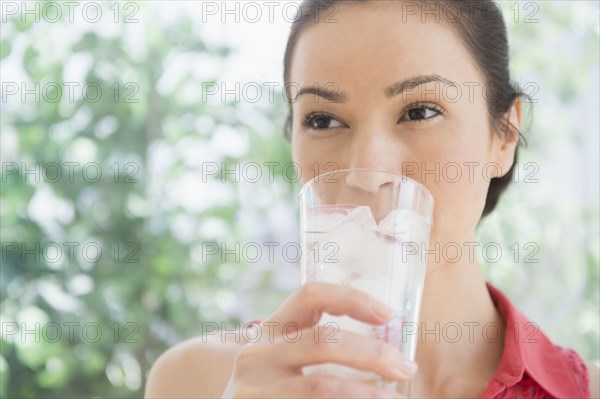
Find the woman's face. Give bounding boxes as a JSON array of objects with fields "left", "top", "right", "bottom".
[{"left": 290, "top": 2, "right": 519, "bottom": 247}]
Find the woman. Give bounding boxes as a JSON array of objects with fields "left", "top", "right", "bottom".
[{"left": 146, "top": 1, "right": 598, "bottom": 397}]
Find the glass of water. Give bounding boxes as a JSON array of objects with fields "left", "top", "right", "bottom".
[{"left": 299, "top": 169, "right": 434, "bottom": 397}]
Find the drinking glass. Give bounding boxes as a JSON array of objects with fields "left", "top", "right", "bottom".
[{"left": 299, "top": 169, "right": 434, "bottom": 396}]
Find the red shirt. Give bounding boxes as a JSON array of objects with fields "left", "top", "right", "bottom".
[{"left": 483, "top": 282, "right": 590, "bottom": 399}]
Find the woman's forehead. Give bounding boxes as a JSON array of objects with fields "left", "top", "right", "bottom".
[{"left": 289, "top": 3, "right": 483, "bottom": 91}]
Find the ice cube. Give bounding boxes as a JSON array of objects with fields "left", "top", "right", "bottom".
[
  {"left": 334, "top": 205, "right": 377, "bottom": 230},
  {"left": 377, "top": 209, "right": 424, "bottom": 237},
  {"left": 305, "top": 204, "right": 357, "bottom": 232}
]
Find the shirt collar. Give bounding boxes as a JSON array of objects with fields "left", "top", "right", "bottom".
[{"left": 481, "top": 282, "right": 586, "bottom": 398}]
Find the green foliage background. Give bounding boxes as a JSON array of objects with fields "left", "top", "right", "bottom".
[{"left": 0, "top": 2, "right": 598, "bottom": 398}]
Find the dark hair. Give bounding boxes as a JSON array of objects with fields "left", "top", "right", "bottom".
[{"left": 282, "top": 0, "right": 532, "bottom": 219}]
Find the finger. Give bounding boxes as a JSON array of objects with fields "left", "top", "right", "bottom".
[
  {"left": 262, "top": 282, "right": 394, "bottom": 332},
  {"left": 265, "top": 375, "right": 406, "bottom": 399},
  {"left": 266, "top": 326, "right": 418, "bottom": 382}
]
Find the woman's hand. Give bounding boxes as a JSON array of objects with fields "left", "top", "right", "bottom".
[{"left": 221, "top": 282, "right": 418, "bottom": 398}]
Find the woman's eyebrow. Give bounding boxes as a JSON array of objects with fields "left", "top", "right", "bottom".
[
  {"left": 295, "top": 74, "right": 456, "bottom": 104},
  {"left": 384, "top": 74, "right": 457, "bottom": 99},
  {"left": 294, "top": 85, "right": 347, "bottom": 103}
]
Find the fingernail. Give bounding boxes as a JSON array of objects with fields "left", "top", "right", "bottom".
[{"left": 370, "top": 298, "right": 394, "bottom": 320}]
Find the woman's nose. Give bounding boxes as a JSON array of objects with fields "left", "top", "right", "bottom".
[
  {"left": 344, "top": 169, "right": 396, "bottom": 194},
  {"left": 341, "top": 169, "right": 398, "bottom": 224},
  {"left": 346, "top": 129, "right": 406, "bottom": 180}
]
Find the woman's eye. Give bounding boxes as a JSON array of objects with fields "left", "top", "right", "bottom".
[
  {"left": 302, "top": 113, "right": 345, "bottom": 130},
  {"left": 399, "top": 103, "right": 444, "bottom": 124}
]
